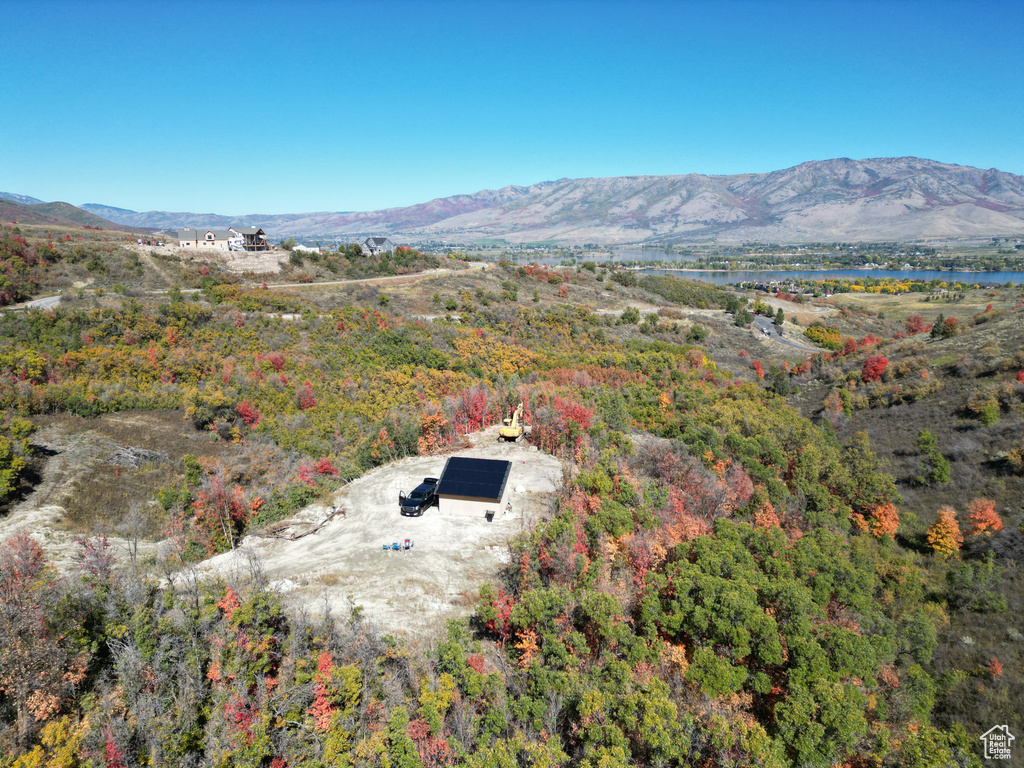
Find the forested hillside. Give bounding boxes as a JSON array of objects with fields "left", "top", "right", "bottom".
[{"left": 0, "top": 228, "right": 1020, "bottom": 766}]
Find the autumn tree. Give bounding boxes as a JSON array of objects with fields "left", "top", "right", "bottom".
[
  {"left": 853, "top": 502, "right": 899, "bottom": 539},
  {"left": 822, "top": 391, "right": 845, "bottom": 427},
  {"left": 965, "top": 498, "right": 1003, "bottom": 535},
  {"left": 926, "top": 506, "right": 963, "bottom": 558},
  {"left": 0, "top": 534, "right": 88, "bottom": 745}
]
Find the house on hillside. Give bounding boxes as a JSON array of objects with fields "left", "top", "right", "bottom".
[
  {"left": 177, "top": 228, "right": 235, "bottom": 250},
  {"left": 177, "top": 227, "right": 270, "bottom": 251},
  {"left": 363, "top": 236, "right": 395, "bottom": 256},
  {"left": 230, "top": 226, "right": 270, "bottom": 252},
  {"left": 435, "top": 457, "right": 512, "bottom": 519}
]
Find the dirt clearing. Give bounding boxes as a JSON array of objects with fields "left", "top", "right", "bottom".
[
  {"left": 132, "top": 244, "right": 288, "bottom": 274},
  {"left": 0, "top": 411, "right": 237, "bottom": 568},
  {"left": 198, "top": 427, "right": 563, "bottom": 636}
]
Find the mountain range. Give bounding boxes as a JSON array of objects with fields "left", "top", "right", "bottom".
[
  {"left": 0, "top": 197, "right": 128, "bottom": 230},
  {"left": 7, "top": 157, "right": 1024, "bottom": 244}
]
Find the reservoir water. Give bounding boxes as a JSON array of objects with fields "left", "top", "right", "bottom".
[
  {"left": 522, "top": 249, "right": 1024, "bottom": 285},
  {"left": 637, "top": 268, "right": 1024, "bottom": 286}
]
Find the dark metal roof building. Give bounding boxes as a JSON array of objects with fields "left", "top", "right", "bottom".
[
  {"left": 436, "top": 457, "right": 513, "bottom": 518},
  {"left": 437, "top": 457, "right": 511, "bottom": 501}
]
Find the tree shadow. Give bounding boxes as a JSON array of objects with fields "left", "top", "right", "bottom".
[{"left": 895, "top": 530, "right": 930, "bottom": 555}]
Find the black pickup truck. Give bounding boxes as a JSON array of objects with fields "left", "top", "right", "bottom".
[{"left": 399, "top": 477, "right": 439, "bottom": 516}]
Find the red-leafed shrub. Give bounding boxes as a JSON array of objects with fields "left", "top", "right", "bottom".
[
  {"left": 479, "top": 587, "right": 515, "bottom": 641},
  {"left": 297, "top": 382, "right": 317, "bottom": 410},
  {"left": 235, "top": 400, "right": 262, "bottom": 427},
  {"left": 531, "top": 395, "right": 594, "bottom": 455},
  {"left": 965, "top": 498, "right": 1003, "bottom": 535},
  {"left": 862, "top": 355, "right": 889, "bottom": 383},
  {"left": 309, "top": 651, "right": 335, "bottom": 732},
  {"left": 553, "top": 395, "right": 593, "bottom": 431},
  {"left": 313, "top": 457, "right": 338, "bottom": 477},
  {"left": 189, "top": 479, "right": 251, "bottom": 554},
  {"left": 905, "top": 314, "right": 927, "bottom": 335},
  {"left": 267, "top": 352, "right": 286, "bottom": 372},
  {"left": 104, "top": 727, "right": 127, "bottom": 768},
  {"left": 859, "top": 333, "right": 881, "bottom": 347},
  {"left": 454, "top": 386, "right": 492, "bottom": 432}
]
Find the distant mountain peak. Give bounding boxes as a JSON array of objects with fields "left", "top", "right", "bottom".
[
  {"left": 0, "top": 191, "right": 46, "bottom": 206},
  {"left": 82, "top": 203, "right": 138, "bottom": 214}
]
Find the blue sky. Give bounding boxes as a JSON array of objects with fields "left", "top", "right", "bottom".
[{"left": 3, "top": 0, "right": 1022, "bottom": 214}]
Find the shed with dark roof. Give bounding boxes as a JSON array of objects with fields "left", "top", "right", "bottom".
[{"left": 436, "top": 457, "right": 512, "bottom": 518}]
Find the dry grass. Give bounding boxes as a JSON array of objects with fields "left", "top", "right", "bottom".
[
  {"left": 29, "top": 410, "right": 237, "bottom": 538},
  {"left": 63, "top": 462, "right": 172, "bottom": 537},
  {"left": 317, "top": 572, "right": 340, "bottom": 587},
  {"left": 829, "top": 284, "right": 1024, "bottom": 323}
]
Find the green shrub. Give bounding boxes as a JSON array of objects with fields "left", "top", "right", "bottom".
[
  {"left": 686, "top": 324, "right": 707, "bottom": 343},
  {"left": 611, "top": 270, "right": 636, "bottom": 287},
  {"left": 979, "top": 403, "right": 1000, "bottom": 426},
  {"left": 620, "top": 306, "right": 641, "bottom": 325}
]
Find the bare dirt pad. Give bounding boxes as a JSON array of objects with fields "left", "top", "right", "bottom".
[
  {"left": 198, "top": 427, "right": 563, "bottom": 637},
  {"left": 139, "top": 244, "right": 287, "bottom": 275}
]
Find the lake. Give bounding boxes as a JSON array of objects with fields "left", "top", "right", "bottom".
[
  {"left": 519, "top": 249, "right": 1024, "bottom": 285},
  {"left": 637, "top": 268, "right": 1024, "bottom": 286}
]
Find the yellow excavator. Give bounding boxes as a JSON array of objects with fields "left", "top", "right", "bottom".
[{"left": 499, "top": 402, "right": 526, "bottom": 442}]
